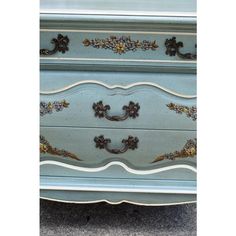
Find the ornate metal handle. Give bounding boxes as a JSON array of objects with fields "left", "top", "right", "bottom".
[
  {"left": 165, "top": 37, "right": 196, "bottom": 60},
  {"left": 92, "top": 101, "right": 140, "bottom": 121},
  {"left": 40, "top": 34, "right": 69, "bottom": 55},
  {"left": 94, "top": 135, "right": 139, "bottom": 154}
]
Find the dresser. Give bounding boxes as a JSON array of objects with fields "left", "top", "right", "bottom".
[{"left": 40, "top": 0, "right": 196, "bottom": 205}]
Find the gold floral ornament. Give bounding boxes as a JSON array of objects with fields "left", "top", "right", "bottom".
[
  {"left": 40, "top": 135, "right": 81, "bottom": 161},
  {"left": 167, "top": 103, "right": 197, "bottom": 121},
  {"left": 151, "top": 138, "right": 197, "bottom": 163},
  {"left": 83, "top": 36, "right": 158, "bottom": 54},
  {"left": 40, "top": 100, "right": 69, "bottom": 116},
  {"left": 115, "top": 42, "right": 126, "bottom": 54}
]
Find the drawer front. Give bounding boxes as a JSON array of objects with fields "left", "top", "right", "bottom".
[
  {"left": 40, "top": 30, "right": 196, "bottom": 70},
  {"left": 40, "top": 71, "right": 196, "bottom": 130},
  {"left": 40, "top": 127, "right": 196, "bottom": 180}
]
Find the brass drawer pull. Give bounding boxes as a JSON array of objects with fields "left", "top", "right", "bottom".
[
  {"left": 94, "top": 135, "right": 139, "bottom": 154},
  {"left": 93, "top": 101, "right": 140, "bottom": 121},
  {"left": 40, "top": 34, "right": 69, "bottom": 55},
  {"left": 165, "top": 37, "right": 196, "bottom": 60}
]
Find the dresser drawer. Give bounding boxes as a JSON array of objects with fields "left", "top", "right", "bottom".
[
  {"left": 40, "top": 127, "right": 196, "bottom": 174},
  {"left": 40, "top": 71, "right": 196, "bottom": 130},
  {"left": 40, "top": 0, "right": 196, "bottom": 72},
  {"left": 40, "top": 30, "right": 196, "bottom": 71}
]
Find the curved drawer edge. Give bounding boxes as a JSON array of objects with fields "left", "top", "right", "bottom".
[
  {"left": 40, "top": 80, "right": 196, "bottom": 98},
  {"left": 40, "top": 160, "right": 197, "bottom": 175},
  {"left": 40, "top": 195, "right": 196, "bottom": 206}
]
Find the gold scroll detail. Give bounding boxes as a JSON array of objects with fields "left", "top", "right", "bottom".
[
  {"left": 40, "top": 135, "right": 81, "bottom": 161},
  {"left": 152, "top": 139, "right": 197, "bottom": 163},
  {"left": 167, "top": 103, "right": 197, "bottom": 121}
]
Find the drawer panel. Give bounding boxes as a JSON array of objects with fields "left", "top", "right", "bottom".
[
  {"left": 40, "top": 30, "right": 196, "bottom": 71},
  {"left": 40, "top": 71, "right": 196, "bottom": 130},
  {"left": 40, "top": 127, "right": 196, "bottom": 181}
]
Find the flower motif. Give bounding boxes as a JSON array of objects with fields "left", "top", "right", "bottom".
[
  {"left": 83, "top": 36, "right": 159, "bottom": 54},
  {"left": 40, "top": 100, "right": 70, "bottom": 116},
  {"left": 114, "top": 43, "right": 126, "bottom": 54},
  {"left": 56, "top": 34, "right": 69, "bottom": 53},
  {"left": 167, "top": 103, "right": 197, "bottom": 121},
  {"left": 123, "top": 102, "right": 140, "bottom": 118},
  {"left": 93, "top": 101, "right": 110, "bottom": 118},
  {"left": 152, "top": 139, "right": 197, "bottom": 163},
  {"left": 94, "top": 135, "right": 111, "bottom": 149},
  {"left": 122, "top": 136, "right": 139, "bottom": 150},
  {"left": 40, "top": 135, "right": 81, "bottom": 161},
  {"left": 40, "top": 143, "right": 48, "bottom": 153}
]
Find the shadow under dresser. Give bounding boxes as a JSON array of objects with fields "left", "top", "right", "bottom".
[{"left": 40, "top": 0, "right": 197, "bottom": 205}]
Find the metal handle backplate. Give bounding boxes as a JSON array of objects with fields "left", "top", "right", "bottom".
[
  {"left": 94, "top": 135, "right": 139, "bottom": 154},
  {"left": 40, "top": 34, "right": 69, "bottom": 56},
  {"left": 93, "top": 101, "right": 140, "bottom": 121}
]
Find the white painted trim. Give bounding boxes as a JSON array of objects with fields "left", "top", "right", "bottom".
[
  {"left": 40, "top": 160, "right": 197, "bottom": 174},
  {"left": 40, "top": 196, "right": 196, "bottom": 206},
  {"left": 40, "top": 184, "right": 196, "bottom": 194},
  {"left": 40, "top": 80, "right": 196, "bottom": 98},
  {"left": 40, "top": 57, "right": 196, "bottom": 64},
  {"left": 40, "top": 28, "right": 196, "bottom": 36},
  {"left": 40, "top": 9, "right": 196, "bottom": 18}
]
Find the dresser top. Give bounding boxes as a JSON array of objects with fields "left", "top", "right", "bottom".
[{"left": 40, "top": 0, "right": 196, "bottom": 18}]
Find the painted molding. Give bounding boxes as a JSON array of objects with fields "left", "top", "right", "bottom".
[
  {"left": 40, "top": 29, "right": 196, "bottom": 36},
  {"left": 40, "top": 175, "right": 196, "bottom": 194},
  {"left": 40, "top": 196, "right": 196, "bottom": 206},
  {"left": 40, "top": 80, "right": 196, "bottom": 98},
  {"left": 40, "top": 160, "right": 197, "bottom": 175},
  {"left": 41, "top": 185, "right": 195, "bottom": 194},
  {"left": 40, "top": 9, "right": 196, "bottom": 18},
  {"left": 40, "top": 57, "right": 196, "bottom": 64}
]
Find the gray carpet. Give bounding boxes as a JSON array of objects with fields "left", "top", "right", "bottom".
[{"left": 40, "top": 200, "right": 196, "bottom": 236}]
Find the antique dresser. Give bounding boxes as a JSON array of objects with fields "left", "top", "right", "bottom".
[{"left": 40, "top": 0, "right": 197, "bottom": 205}]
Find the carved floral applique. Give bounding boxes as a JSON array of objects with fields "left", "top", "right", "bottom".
[
  {"left": 40, "top": 135, "right": 81, "bottom": 161},
  {"left": 167, "top": 103, "right": 197, "bottom": 121},
  {"left": 83, "top": 36, "right": 158, "bottom": 54},
  {"left": 152, "top": 138, "right": 197, "bottom": 163},
  {"left": 40, "top": 100, "right": 69, "bottom": 116}
]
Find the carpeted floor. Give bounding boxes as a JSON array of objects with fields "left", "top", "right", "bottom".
[{"left": 40, "top": 200, "right": 196, "bottom": 236}]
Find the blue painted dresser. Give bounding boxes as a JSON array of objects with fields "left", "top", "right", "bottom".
[{"left": 40, "top": 0, "right": 197, "bottom": 205}]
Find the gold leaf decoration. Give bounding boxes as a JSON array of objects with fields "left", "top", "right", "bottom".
[
  {"left": 40, "top": 135, "right": 81, "bottom": 161},
  {"left": 40, "top": 100, "right": 70, "bottom": 116},
  {"left": 167, "top": 103, "right": 197, "bottom": 121},
  {"left": 152, "top": 139, "right": 197, "bottom": 163},
  {"left": 83, "top": 36, "right": 158, "bottom": 54}
]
